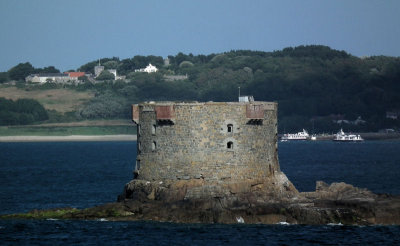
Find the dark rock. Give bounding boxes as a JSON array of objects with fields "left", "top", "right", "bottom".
[
  {"left": 4, "top": 174, "right": 400, "bottom": 225},
  {"left": 112, "top": 176, "right": 400, "bottom": 225}
]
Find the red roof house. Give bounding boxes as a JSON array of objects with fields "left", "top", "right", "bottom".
[{"left": 64, "top": 72, "right": 85, "bottom": 78}]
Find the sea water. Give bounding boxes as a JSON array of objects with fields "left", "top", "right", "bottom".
[{"left": 0, "top": 141, "right": 400, "bottom": 245}]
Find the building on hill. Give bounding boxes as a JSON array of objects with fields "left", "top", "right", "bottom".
[
  {"left": 94, "top": 64, "right": 124, "bottom": 80},
  {"left": 94, "top": 65, "right": 104, "bottom": 77},
  {"left": 131, "top": 100, "right": 279, "bottom": 182},
  {"left": 135, "top": 63, "right": 158, "bottom": 73},
  {"left": 64, "top": 72, "right": 85, "bottom": 78},
  {"left": 108, "top": 69, "right": 117, "bottom": 78},
  {"left": 163, "top": 58, "right": 170, "bottom": 66},
  {"left": 25, "top": 73, "right": 69, "bottom": 83},
  {"left": 25, "top": 72, "right": 90, "bottom": 83}
]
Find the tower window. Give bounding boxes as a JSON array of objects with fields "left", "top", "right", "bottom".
[
  {"left": 152, "top": 124, "right": 156, "bottom": 135},
  {"left": 227, "top": 124, "right": 233, "bottom": 133},
  {"left": 152, "top": 141, "right": 157, "bottom": 151},
  {"left": 227, "top": 141, "right": 233, "bottom": 149}
]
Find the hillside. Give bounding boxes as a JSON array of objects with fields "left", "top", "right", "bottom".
[
  {"left": 0, "top": 86, "right": 94, "bottom": 113},
  {"left": 1, "top": 45, "right": 400, "bottom": 133}
]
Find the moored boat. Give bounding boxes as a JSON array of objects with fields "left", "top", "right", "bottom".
[
  {"left": 333, "top": 129, "right": 364, "bottom": 142},
  {"left": 281, "top": 129, "right": 310, "bottom": 141}
]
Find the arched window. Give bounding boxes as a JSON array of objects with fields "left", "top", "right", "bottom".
[
  {"left": 152, "top": 141, "right": 157, "bottom": 151},
  {"left": 227, "top": 141, "right": 233, "bottom": 149},
  {"left": 152, "top": 124, "right": 156, "bottom": 135},
  {"left": 227, "top": 124, "right": 233, "bottom": 133}
]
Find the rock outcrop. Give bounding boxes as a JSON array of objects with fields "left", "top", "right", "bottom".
[
  {"left": 3, "top": 174, "right": 400, "bottom": 225},
  {"left": 112, "top": 174, "right": 400, "bottom": 225}
]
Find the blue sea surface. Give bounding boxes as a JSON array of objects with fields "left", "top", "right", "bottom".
[
  {"left": 0, "top": 140, "right": 400, "bottom": 245},
  {"left": 0, "top": 142, "right": 134, "bottom": 215},
  {"left": 279, "top": 140, "right": 400, "bottom": 194}
]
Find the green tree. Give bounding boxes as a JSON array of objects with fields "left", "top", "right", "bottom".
[
  {"left": 78, "top": 60, "right": 98, "bottom": 73},
  {"left": 15, "top": 98, "right": 48, "bottom": 121},
  {"left": 0, "top": 72, "right": 9, "bottom": 83},
  {"left": 96, "top": 70, "right": 115, "bottom": 80},
  {"left": 117, "top": 58, "right": 135, "bottom": 75},
  {"left": 78, "top": 75, "right": 90, "bottom": 83},
  {"left": 0, "top": 97, "right": 48, "bottom": 125},
  {"left": 78, "top": 57, "right": 120, "bottom": 73},
  {"left": 103, "top": 60, "right": 119, "bottom": 69},
  {"left": 76, "top": 91, "right": 129, "bottom": 119},
  {"left": 35, "top": 66, "right": 60, "bottom": 74},
  {"left": 8, "top": 62, "right": 35, "bottom": 81}
]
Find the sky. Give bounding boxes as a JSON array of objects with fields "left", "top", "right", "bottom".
[{"left": 0, "top": 0, "right": 399, "bottom": 72}]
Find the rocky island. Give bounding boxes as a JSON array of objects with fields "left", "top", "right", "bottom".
[{"left": 3, "top": 100, "right": 400, "bottom": 225}]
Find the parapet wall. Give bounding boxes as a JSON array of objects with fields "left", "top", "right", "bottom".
[{"left": 133, "top": 101, "right": 279, "bottom": 182}]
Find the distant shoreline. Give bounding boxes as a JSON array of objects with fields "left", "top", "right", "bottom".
[
  {"left": 312, "top": 132, "right": 400, "bottom": 141},
  {"left": 1, "top": 133, "right": 399, "bottom": 143},
  {"left": 0, "top": 135, "right": 137, "bottom": 142}
]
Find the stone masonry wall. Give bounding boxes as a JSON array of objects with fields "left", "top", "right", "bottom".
[{"left": 135, "top": 101, "right": 279, "bottom": 182}]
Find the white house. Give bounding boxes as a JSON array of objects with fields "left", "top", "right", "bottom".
[
  {"left": 135, "top": 63, "right": 158, "bottom": 73},
  {"left": 108, "top": 69, "right": 117, "bottom": 78},
  {"left": 25, "top": 73, "right": 70, "bottom": 83}
]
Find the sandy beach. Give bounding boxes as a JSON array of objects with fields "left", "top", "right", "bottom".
[{"left": 0, "top": 135, "right": 137, "bottom": 142}]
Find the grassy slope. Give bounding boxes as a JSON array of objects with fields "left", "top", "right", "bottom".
[
  {"left": 0, "top": 85, "right": 94, "bottom": 113},
  {"left": 0, "top": 85, "right": 137, "bottom": 135},
  {"left": 0, "top": 125, "right": 137, "bottom": 136}
]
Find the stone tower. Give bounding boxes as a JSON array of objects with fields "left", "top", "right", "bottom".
[
  {"left": 94, "top": 65, "right": 104, "bottom": 77},
  {"left": 131, "top": 101, "right": 280, "bottom": 182}
]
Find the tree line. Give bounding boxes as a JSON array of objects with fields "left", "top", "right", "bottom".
[
  {"left": 0, "top": 98, "right": 48, "bottom": 125},
  {"left": 0, "top": 62, "right": 60, "bottom": 82},
  {"left": 2, "top": 45, "right": 400, "bottom": 132}
]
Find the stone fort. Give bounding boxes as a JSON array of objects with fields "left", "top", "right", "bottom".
[
  {"left": 131, "top": 100, "right": 280, "bottom": 182},
  {"left": 119, "top": 101, "right": 394, "bottom": 225}
]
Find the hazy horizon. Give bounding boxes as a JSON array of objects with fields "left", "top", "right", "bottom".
[{"left": 1, "top": 0, "right": 400, "bottom": 72}]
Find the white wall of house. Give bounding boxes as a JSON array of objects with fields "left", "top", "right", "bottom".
[
  {"left": 135, "top": 63, "right": 158, "bottom": 73},
  {"left": 144, "top": 63, "right": 158, "bottom": 73},
  {"left": 108, "top": 69, "right": 117, "bottom": 78},
  {"left": 26, "top": 74, "right": 77, "bottom": 83}
]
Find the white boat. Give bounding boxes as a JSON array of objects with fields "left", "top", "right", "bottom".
[
  {"left": 333, "top": 129, "right": 364, "bottom": 142},
  {"left": 311, "top": 135, "right": 317, "bottom": 141},
  {"left": 281, "top": 129, "right": 309, "bottom": 141}
]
